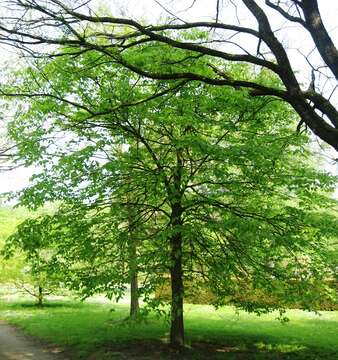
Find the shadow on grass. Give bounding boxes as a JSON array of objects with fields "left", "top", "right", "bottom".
[
  {"left": 93, "top": 338, "right": 336, "bottom": 360},
  {"left": 0, "top": 300, "right": 84, "bottom": 310},
  {"left": 1, "top": 301, "right": 336, "bottom": 359}
]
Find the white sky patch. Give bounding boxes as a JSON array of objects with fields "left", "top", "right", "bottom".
[{"left": 0, "top": 166, "right": 34, "bottom": 194}]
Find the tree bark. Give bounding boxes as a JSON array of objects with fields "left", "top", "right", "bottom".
[
  {"left": 127, "top": 202, "right": 139, "bottom": 318},
  {"left": 302, "top": 0, "right": 338, "bottom": 81},
  {"left": 129, "top": 236, "right": 139, "bottom": 318},
  {"left": 169, "top": 203, "right": 184, "bottom": 348},
  {"left": 37, "top": 285, "right": 43, "bottom": 307}
]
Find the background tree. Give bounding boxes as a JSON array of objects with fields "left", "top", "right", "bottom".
[
  {"left": 0, "top": 0, "right": 338, "bottom": 151},
  {"left": 3, "top": 49, "right": 337, "bottom": 347},
  {"left": 2, "top": 214, "right": 64, "bottom": 307},
  {"left": 0, "top": 207, "right": 28, "bottom": 290}
]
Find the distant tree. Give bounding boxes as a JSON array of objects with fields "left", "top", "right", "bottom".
[
  {"left": 3, "top": 49, "right": 337, "bottom": 347},
  {"left": 3, "top": 215, "right": 63, "bottom": 307},
  {"left": 9, "top": 205, "right": 145, "bottom": 314},
  {"left": 0, "top": 207, "right": 28, "bottom": 288}
]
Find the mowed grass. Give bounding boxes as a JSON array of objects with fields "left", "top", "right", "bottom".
[{"left": 0, "top": 297, "right": 337, "bottom": 359}]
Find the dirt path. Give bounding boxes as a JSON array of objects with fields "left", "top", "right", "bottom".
[{"left": 0, "top": 321, "right": 69, "bottom": 360}]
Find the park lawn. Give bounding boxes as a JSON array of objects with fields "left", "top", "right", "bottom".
[{"left": 0, "top": 298, "right": 337, "bottom": 359}]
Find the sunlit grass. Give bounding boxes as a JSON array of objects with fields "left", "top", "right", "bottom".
[{"left": 0, "top": 296, "right": 337, "bottom": 359}]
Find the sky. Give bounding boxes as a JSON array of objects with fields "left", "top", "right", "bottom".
[{"left": 0, "top": 0, "right": 337, "bottom": 197}]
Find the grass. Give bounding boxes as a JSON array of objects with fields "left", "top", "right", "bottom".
[{"left": 0, "top": 297, "right": 337, "bottom": 359}]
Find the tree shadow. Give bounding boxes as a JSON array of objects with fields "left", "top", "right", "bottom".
[
  {"left": 96, "top": 337, "right": 336, "bottom": 360},
  {"left": 3, "top": 300, "right": 82, "bottom": 310}
]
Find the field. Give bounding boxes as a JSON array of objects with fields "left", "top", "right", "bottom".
[{"left": 0, "top": 297, "right": 337, "bottom": 359}]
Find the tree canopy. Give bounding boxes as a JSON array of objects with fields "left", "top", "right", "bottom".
[
  {"left": 0, "top": 0, "right": 337, "bottom": 151},
  {"left": 2, "top": 48, "right": 337, "bottom": 347}
]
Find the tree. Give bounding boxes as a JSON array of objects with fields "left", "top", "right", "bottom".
[
  {"left": 0, "top": 206, "right": 28, "bottom": 288},
  {"left": 3, "top": 50, "right": 337, "bottom": 347},
  {"left": 0, "top": 0, "right": 337, "bottom": 151},
  {"left": 7, "top": 204, "right": 145, "bottom": 313},
  {"left": 2, "top": 214, "right": 64, "bottom": 306}
]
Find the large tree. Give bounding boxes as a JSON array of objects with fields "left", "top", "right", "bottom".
[
  {"left": 0, "top": 0, "right": 337, "bottom": 151},
  {"left": 3, "top": 51, "right": 337, "bottom": 347}
]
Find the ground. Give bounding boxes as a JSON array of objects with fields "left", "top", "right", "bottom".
[
  {"left": 0, "top": 320, "right": 69, "bottom": 360},
  {"left": 0, "top": 297, "right": 337, "bottom": 359}
]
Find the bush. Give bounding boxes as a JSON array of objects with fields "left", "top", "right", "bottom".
[{"left": 155, "top": 280, "right": 338, "bottom": 311}]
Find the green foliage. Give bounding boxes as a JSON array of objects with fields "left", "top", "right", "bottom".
[
  {"left": 1, "top": 206, "right": 64, "bottom": 304},
  {"left": 0, "top": 207, "right": 28, "bottom": 283},
  {"left": 1, "top": 44, "right": 337, "bottom": 318},
  {"left": 156, "top": 279, "right": 338, "bottom": 311}
]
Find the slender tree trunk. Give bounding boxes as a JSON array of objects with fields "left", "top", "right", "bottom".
[
  {"left": 170, "top": 232, "right": 184, "bottom": 348},
  {"left": 169, "top": 203, "right": 184, "bottom": 348},
  {"left": 129, "top": 237, "right": 139, "bottom": 317},
  {"left": 37, "top": 285, "right": 43, "bottom": 307},
  {"left": 127, "top": 203, "right": 139, "bottom": 318}
]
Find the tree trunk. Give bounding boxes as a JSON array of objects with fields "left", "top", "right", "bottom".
[
  {"left": 129, "top": 237, "right": 139, "bottom": 318},
  {"left": 130, "top": 271, "right": 139, "bottom": 317},
  {"left": 169, "top": 203, "right": 184, "bottom": 348},
  {"left": 127, "top": 203, "right": 139, "bottom": 318},
  {"left": 170, "top": 232, "right": 184, "bottom": 348},
  {"left": 37, "top": 285, "right": 43, "bottom": 307}
]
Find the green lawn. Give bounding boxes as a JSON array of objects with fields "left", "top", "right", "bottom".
[{"left": 0, "top": 297, "right": 337, "bottom": 359}]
